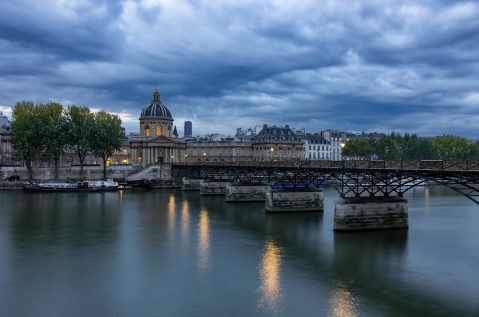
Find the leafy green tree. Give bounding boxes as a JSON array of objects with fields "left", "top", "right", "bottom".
[
  {"left": 432, "top": 135, "right": 472, "bottom": 159},
  {"left": 91, "top": 111, "right": 124, "bottom": 179},
  {"left": 343, "top": 139, "right": 376, "bottom": 158},
  {"left": 40, "top": 103, "right": 68, "bottom": 179},
  {"left": 376, "top": 134, "right": 402, "bottom": 160},
  {"left": 11, "top": 101, "right": 44, "bottom": 179},
  {"left": 66, "top": 106, "right": 95, "bottom": 175}
]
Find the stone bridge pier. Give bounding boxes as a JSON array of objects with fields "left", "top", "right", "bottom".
[
  {"left": 181, "top": 178, "right": 202, "bottom": 191},
  {"left": 225, "top": 184, "right": 269, "bottom": 202},
  {"left": 265, "top": 188, "right": 324, "bottom": 213},
  {"left": 199, "top": 180, "right": 229, "bottom": 196},
  {"left": 334, "top": 197, "right": 408, "bottom": 231}
]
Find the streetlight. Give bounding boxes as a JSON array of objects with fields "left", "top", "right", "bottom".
[{"left": 270, "top": 147, "right": 274, "bottom": 165}]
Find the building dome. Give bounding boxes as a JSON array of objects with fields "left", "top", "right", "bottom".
[{"left": 140, "top": 90, "right": 173, "bottom": 121}]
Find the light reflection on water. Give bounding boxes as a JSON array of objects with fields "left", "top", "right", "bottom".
[
  {"left": 1, "top": 187, "right": 478, "bottom": 317},
  {"left": 181, "top": 200, "right": 190, "bottom": 243},
  {"left": 168, "top": 194, "right": 176, "bottom": 239},
  {"left": 328, "top": 287, "right": 358, "bottom": 317},
  {"left": 258, "top": 238, "right": 283, "bottom": 314},
  {"left": 198, "top": 207, "right": 210, "bottom": 273}
]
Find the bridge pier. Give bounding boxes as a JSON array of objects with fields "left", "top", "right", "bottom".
[
  {"left": 225, "top": 184, "right": 269, "bottom": 202},
  {"left": 265, "top": 188, "right": 324, "bottom": 213},
  {"left": 334, "top": 197, "right": 408, "bottom": 231},
  {"left": 182, "top": 178, "right": 202, "bottom": 191},
  {"left": 200, "top": 180, "right": 228, "bottom": 196}
]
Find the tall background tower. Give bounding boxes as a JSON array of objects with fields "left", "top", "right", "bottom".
[{"left": 184, "top": 121, "right": 192, "bottom": 137}]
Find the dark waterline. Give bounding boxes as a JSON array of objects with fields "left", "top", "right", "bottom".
[{"left": 0, "top": 186, "right": 478, "bottom": 317}]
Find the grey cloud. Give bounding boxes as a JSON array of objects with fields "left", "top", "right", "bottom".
[{"left": 0, "top": 0, "right": 478, "bottom": 138}]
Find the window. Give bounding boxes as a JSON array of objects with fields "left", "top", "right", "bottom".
[
  {"left": 155, "top": 125, "right": 162, "bottom": 136},
  {"left": 145, "top": 126, "right": 150, "bottom": 137}
]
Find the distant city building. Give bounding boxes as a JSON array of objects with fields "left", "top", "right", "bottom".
[
  {"left": 321, "top": 129, "right": 355, "bottom": 160},
  {"left": 252, "top": 124, "right": 303, "bottom": 161},
  {"left": 302, "top": 133, "right": 331, "bottom": 160},
  {"left": 0, "top": 113, "right": 14, "bottom": 165},
  {"left": 185, "top": 138, "right": 252, "bottom": 163},
  {"left": 128, "top": 90, "right": 186, "bottom": 165},
  {"left": 184, "top": 121, "right": 192, "bottom": 137}
]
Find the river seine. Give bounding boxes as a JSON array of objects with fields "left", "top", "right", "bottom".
[{"left": 0, "top": 186, "right": 478, "bottom": 317}]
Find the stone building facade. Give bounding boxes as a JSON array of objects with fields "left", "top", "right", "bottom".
[
  {"left": 185, "top": 140, "right": 252, "bottom": 163},
  {"left": 302, "top": 133, "right": 331, "bottom": 160},
  {"left": 251, "top": 124, "right": 303, "bottom": 161},
  {"left": 0, "top": 115, "right": 14, "bottom": 165},
  {"left": 321, "top": 129, "right": 355, "bottom": 161},
  {"left": 128, "top": 90, "right": 186, "bottom": 165}
]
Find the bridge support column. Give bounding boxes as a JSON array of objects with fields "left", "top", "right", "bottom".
[
  {"left": 200, "top": 180, "right": 228, "bottom": 196},
  {"left": 265, "top": 188, "right": 324, "bottom": 213},
  {"left": 225, "top": 184, "right": 269, "bottom": 202},
  {"left": 334, "top": 197, "right": 408, "bottom": 231},
  {"left": 182, "top": 178, "right": 202, "bottom": 191}
]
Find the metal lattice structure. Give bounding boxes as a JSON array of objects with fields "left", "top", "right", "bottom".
[{"left": 171, "top": 160, "right": 479, "bottom": 204}]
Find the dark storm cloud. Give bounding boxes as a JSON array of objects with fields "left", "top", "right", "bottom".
[{"left": 0, "top": 0, "right": 478, "bottom": 137}]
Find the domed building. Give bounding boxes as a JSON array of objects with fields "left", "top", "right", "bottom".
[
  {"left": 140, "top": 90, "right": 174, "bottom": 138},
  {"left": 129, "top": 90, "right": 186, "bottom": 166}
]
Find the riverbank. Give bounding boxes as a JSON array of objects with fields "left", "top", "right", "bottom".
[{"left": 1, "top": 165, "right": 134, "bottom": 181}]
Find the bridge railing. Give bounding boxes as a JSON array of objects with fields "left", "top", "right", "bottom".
[{"left": 172, "top": 160, "right": 479, "bottom": 171}]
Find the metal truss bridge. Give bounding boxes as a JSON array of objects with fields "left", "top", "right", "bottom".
[{"left": 171, "top": 160, "right": 479, "bottom": 204}]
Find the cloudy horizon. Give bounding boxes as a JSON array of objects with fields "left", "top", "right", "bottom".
[{"left": 1, "top": 0, "right": 478, "bottom": 138}]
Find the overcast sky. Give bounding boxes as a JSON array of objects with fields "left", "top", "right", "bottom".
[{"left": 0, "top": 0, "right": 478, "bottom": 137}]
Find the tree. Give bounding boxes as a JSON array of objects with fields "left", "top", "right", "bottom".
[
  {"left": 66, "top": 106, "right": 95, "bottom": 175},
  {"left": 91, "top": 111, "right": 124, "bottom": 180},
  {"left": 376, "top": 134, "right": 402, "bottom": 160},
  {"left": 432, "top": 135, "right": 472, "bottom": 159},
  {"left": 41, "top": 103, "right": 67, "bottom": 179},
  {"left": 343, "top": 139, "right": 376, "bottom": 158},
  {"left": 11, "top": 101, "right": 44, "bottom": 180}
]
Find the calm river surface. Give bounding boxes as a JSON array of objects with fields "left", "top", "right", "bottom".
[{"left": 0, "top": 186, "right": 478, "bottom": 317}]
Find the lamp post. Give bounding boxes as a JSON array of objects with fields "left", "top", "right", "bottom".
[{"left": 270, "top": 147, "right": 274, "bottom": 165}]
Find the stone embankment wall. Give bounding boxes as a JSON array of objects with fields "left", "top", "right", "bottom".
[
  {"left": 265, "top": 188, "right": 324, "bottom": 212},
  {"left": 1, "top": 164, "right": 173, "bottom": 182},
  {"left": 1, "top": 165, "right": 134, "bottom": 181},
  {"left": 334, "top": 197, "right": 408, "bottom": 231}
]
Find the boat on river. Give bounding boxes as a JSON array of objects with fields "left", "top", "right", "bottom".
[{"left": 23, "top": 179, "right": 118, "bottom": 192}]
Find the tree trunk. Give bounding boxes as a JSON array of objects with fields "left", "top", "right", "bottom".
[
  {"left": 103, "top": 156, "right": 107, "bottom": 180},
  {"left": 26, "top": 160, "right": 33, "bottom": 180},
  {"left": 54, "top": 158, "right": 59, "bottom": 180},
  {"left": 79, "top": 154, "right": 84, "bottom": 176}
]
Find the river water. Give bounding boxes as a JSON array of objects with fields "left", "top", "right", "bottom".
[{"left": 0, "top": 186, "right": 478, "bottom": 317}]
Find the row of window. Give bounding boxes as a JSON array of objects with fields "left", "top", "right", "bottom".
[{"left": 308, "top": 145, "right": 329, "bottom": 151}]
